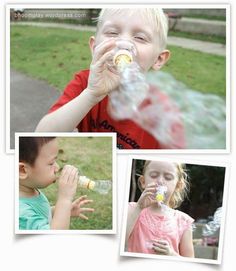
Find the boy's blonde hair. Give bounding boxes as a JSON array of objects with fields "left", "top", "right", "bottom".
[
  {"left": 138, "top": 160, "right": 189, "bottom": 208},
  {"left": 96, "top": 8, "right": 169, "bottom": 51}
]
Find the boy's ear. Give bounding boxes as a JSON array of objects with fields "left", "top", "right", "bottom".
[
  {"left": 89, "top": 36, "right": 96, "bottom": 55},
  {"left": 19, "top": 162, "right": 30, "bottom": 180},
  {"left": 152, "top": 50, "right": 171, "bottom": 71}
]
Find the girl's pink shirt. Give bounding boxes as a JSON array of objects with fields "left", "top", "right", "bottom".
[{"left": 127, "top": 202, "right": 194, "bottom": 254}]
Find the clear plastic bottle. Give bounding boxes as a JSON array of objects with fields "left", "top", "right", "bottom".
[
  {"left": 155, "top": 185, "right": 167, "bottom": 203},
  {"left": 113, "top": 40, "right": 135, "bottom": 72},
  {"left": 78, "top": 176, "right": 112, "bottom": 195},
  {"left": 108, "top": 39, "right": 149, "bottom": 120}
]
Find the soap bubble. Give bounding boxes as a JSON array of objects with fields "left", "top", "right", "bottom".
[{"left": 108, "top": 57, "right": 226, "bottom": 149}]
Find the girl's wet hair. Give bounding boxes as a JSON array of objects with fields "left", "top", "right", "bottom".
[
  {"left": 138, "top": 160, "right": 190, "bottom": 208},
  {"left": 19, "top": 137, "right": 56, "bottom": 166}
]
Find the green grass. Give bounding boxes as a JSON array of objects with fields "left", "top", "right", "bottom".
[
  {"left": 11, "top": 25, "right": 94, "bottom": 90},
  {"left": 10, "top": 25, "right": 226, "bottom": 96},
  {"left": 42, "top": 136, "right": 113, "bottom": 230},
  {"left": 163, "top": 45, "right": 226, "bottom": 96},
  {"left": 181, "top": 14, "right": 226, "bottom": 22}
]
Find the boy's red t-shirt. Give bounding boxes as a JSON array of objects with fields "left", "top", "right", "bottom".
[{"left": 48, "top": 70, "right": 185, "bottom": 149}]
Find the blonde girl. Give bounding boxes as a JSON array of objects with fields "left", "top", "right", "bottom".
[{"left": 126, "top": 160, "right": 194, "bottom": 257}]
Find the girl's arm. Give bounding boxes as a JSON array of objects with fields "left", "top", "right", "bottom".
[
  {"left": 179, "top": 228, "right": 195, "bottom": 257},
  {"left": 126, "top": 182, "right": 157, "bottom": 243},
  {"left": 125, "top": 203, "right": 142, "bottom": 243}
]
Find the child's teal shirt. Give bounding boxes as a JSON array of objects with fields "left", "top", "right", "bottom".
[{"left": 19, "top": 190, "right": 52, "bottom": 230}]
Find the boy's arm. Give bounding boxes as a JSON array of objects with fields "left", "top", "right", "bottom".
[
  {"left": 36, "top": 39, "right": 120, "bottom": 132},
  {"left": 36, "top": 88, "right": 102, "bottom": 132},
  {"left": 50, "top": 165, "right": 78, "bottom": 230},
  {"left": 50, "top": 198, "right": 73, "bottom": 229}
]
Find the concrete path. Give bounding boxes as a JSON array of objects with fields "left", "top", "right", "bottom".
[
  {"left": 167, "top": 36, "right": 226, "bottom": 56},
  {"left": 10, "top": 69, "right": 60, "bottom": 149},
  {"left": 11, "top": 21, "right": 226, "bottom": 56}
]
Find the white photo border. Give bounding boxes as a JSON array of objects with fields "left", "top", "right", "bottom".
[
  {"left": 120, "top": 155, "right": 230, "bottom": 265},
  {"left": 15, "top": 132, "right": 117, "bottom": 234}
]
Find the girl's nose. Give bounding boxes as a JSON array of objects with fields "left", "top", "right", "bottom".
[{"left": 157, "top": 175, "right": 164, "bottom": 185}]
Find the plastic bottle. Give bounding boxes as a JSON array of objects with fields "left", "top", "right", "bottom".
[
  {"left": 108, "top": 39, "right": 149, "bottom": 120},
  {"left": 78, "top": 176, "right": 112, "bottom": 195},
  {"left": 109, "top": 39, "right": 136, "bottom": 73},
  {"left": 155, "top": 185, "right": 167, "bottom": 203}
]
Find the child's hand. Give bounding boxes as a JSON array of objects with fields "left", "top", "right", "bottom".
[
  {"left": 57, "top": 165, "right": 78, "bottom": 202},
  {"left": 137, "top": 182, "right": 157, "bottom": 209},
  {"left": 152, "top": 239, "right": 178, "bottom": 256},
  {"left": 87, "top": 39, "right": 120, "bottom": 99},
  {"left": 71, "top": 195, "right": 94, "bottom": 219}
]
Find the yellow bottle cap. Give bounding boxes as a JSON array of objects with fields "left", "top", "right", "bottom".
[
  {"left": 88, "top": 180, "right": 95, "bottom": 190},
  {"left": 113, "top": 50, "right": 133, "bottom": 70},
  {"left": 156, "top": 194, "right": 164, "bottom": 202}
]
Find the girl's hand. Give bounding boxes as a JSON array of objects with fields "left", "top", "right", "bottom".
[
  {"left": 71, "top": 195, "right": 94, "bottom": 219},
  {"left": 152, "top": 239, "right": 178, "bottom": 256},
  {"left": 57, "top": 165, "right": 78, "bottom": 202},
  {"left": 137, "top": 182, "right": 157, "bottom": 209},
  {"left": 87, "top": 39, "right": 120, "bottom": 99}
]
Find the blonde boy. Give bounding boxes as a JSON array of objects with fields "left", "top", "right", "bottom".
[{"left": 36, "top": 9, "right": 184, "bottom": 149}]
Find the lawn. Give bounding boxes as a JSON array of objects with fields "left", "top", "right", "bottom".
[
  {"left": 42, "top": 136, "right": 114, "bottom": 230},
  {"left": 10, "top": 25, "right": 226, "bottom": 96}
]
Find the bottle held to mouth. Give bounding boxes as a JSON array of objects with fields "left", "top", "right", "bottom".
[
  {"left": 155, "top": 185, "right": 167, "bottom": 203},
  {"left": 78, "top": 176, "right": 112, "bottom": 195},
  {"left": 108, "top": 39, "right": 149, "bottom": 120},
  {"left": 111, "top": 39, "right": 137, "bottom": 72}
]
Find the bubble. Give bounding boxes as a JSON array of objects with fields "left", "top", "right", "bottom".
[
  {"left": 202, "top": 207, "right": 222, "bottom": 237},
  {"left": 108, "top": 64, "right": 226, "bottom": 149},
  {"left": 146, "top": 71, "right": 226, "bottom": 149}
]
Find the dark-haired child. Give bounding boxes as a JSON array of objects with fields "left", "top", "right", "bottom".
[{"left": 19, "top": 137, "right": 94, "bottom": 230}]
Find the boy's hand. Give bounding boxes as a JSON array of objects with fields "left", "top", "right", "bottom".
[
  {"left": 87, "top": 39, "right": 120, "bottom": 100},
  {"left": 137, "top": 182, "right": 157, "bottom": 209},
  {"left": 71, "top": 195, "right": 94, "bottom": 219},
  {"left": 57, "top": 165, "right": 78, "bottom": 202}
]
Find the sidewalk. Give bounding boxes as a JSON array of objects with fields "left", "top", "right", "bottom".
[
  {"left": 10, "top": 69, "right": 60, "bottom": 149},
  {"left": 11, "top": 21, "right": 226, "bottom": 56}
]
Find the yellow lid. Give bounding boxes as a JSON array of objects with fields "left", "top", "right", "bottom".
[
  {"left": 156, "top": 194, "right": 164, "bottom": 202},
  {"left": 113, "top": 50, "right": 133, "bottom": 70},
  {"left": 88, "top": 180, "right": 95, "bottom": 190}
]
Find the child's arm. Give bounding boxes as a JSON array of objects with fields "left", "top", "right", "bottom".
[
  {"left": 50, "top": 165, "right": 78, "bottom": 230},
  {"left": 179, "top": 228, "right": 195, "bottom": 257},
  {"left": 126, "top": 183, "right": 157, "bottom": 242},
  {"left": 36, "top": 89, "right": 102, "bottom": 132},
  {"left": 36, "top": 39, "right": 120, "bottom": 132},
  {"left": 125, "top": 203, "right": 142, "bottom": 242}
]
